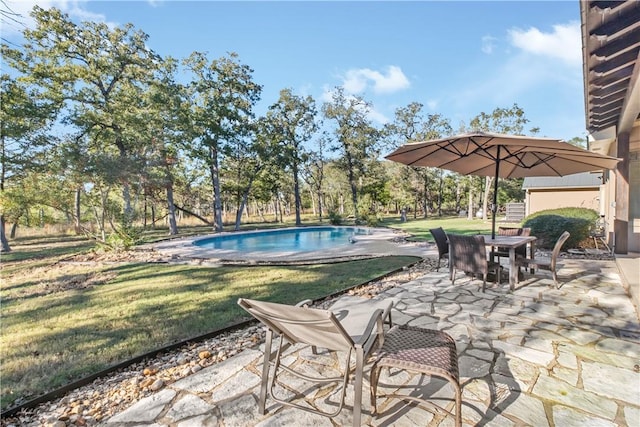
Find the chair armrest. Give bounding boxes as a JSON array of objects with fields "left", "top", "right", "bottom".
[{"left": 353, "top": 309, "right": 384, "bottom": 353}]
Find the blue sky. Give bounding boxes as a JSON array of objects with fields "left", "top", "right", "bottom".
[{"left": 4, "top": 1, "right": 586, "bottom": 143}]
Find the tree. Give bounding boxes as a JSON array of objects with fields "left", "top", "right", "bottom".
[
  {"left": 322, "top": 87, "right": 380, "bottom": 222},
  {"left": 0, "top": 55, "right": 60, "bottom": 252},
  {"left": 303, "top": 132, "right": 329, "bottom": 222},
  {"left": 16, "top": 6, "right": 161, "bottom": 226},
  {"left": 184, "top": 51, "right": 261, "bottom": 232},
  {"left": 567, "top": 136, "right": 587, "bottom": 148},
  {"left": 384, "top": 102, "right": 452, "bottom": 218},
  {"left": 266, "top": 89, "right": 318, "bottom": 226},
  {"left": 143, "top": 57, "right": 188, "bottom": 235},
  {"left": 468, "top": 103, "right": 532, "bottom": 220},
  {"left": 222, "top": 115, "right": 282, "bottom": 230}
]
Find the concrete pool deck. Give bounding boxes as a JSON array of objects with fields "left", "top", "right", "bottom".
[{"left": 150, "top": 227, "right": 430, "bottom": 264}]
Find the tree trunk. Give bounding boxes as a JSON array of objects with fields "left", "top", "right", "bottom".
[
  {"left": 143, "top": 195, "right": 148, "bottom": 228},
  {"left": 468, "top": 191, "right": 474, "bottom": 220},
  {"left": 422, "top": 178, "right": 428, "bottom": 218},
  {"left": 10, "top": 221, "right": 18, "bottom": 239},
  {"left": 482, "top": 176, "right": 492, "bottom": 221},
  {"left": 122, "top": 183, "right": 133, "bottom": 223},
  {"left": 209, "top": 144, "right": 224, "bottom": 232},
  {"left": 74, "top": 188, "right": 81, "bottom": 234},
  {"left": 293, "top": 162, "right": 302, "bottom": 226},
  {"left": 0, "top": 215, "right": 11, "bottom": 252},
  {"left": 234, "top": 186, "right": 253, "bottom": 231},
  {"left": 166, "top": 185, "right": 178, "bottom": 235},
  {"left": 346, "top": 156, "right": 358, "bottom": 221},
  {"left": 438, "top": 172, "right": 444, "bottom": 216},
  {"left": 174, "top": 204, "right": 211, "bottom": 225}
]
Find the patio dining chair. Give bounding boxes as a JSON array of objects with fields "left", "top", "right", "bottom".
[
  {"left": 429, "top": 227, "right": 449, "bottom": 271},
  {"left": 490, "top": 226, "right": 531, "bottom": 262},
  {"left": 448, "top": 234, "right": 501, "bottom": 292},
  {"left": 237, "top": 297, "right": 387, "bottom": 426},
  {"left": 516, "top": 231, "right": 570, "bottom": 288}
]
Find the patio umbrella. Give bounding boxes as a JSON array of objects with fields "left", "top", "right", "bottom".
[{"left": 385, "top": 131, "right": 620, "bottom": 238}]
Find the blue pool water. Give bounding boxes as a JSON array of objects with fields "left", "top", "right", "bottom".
[{"left": 193, "top": 227, "right": 370, "bottom": 252}]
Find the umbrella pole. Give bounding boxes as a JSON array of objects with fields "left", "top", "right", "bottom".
[{"left": 492, "top": 148, "right": 501, "bottom": 239}]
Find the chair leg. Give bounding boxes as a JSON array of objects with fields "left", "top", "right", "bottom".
[
  {"left": 482, "top": 273, "right": 487, "bottom": 292},
  {"left": 552, "top": 270, "right": 559, "bottom": 289},
  {"left": 353, "top": 347, "right": 364, "bottom": 427},
  {"left": 370, "top": 364, "right": 379, "bottom": 414},
  {"left": 259, "top": 328, "right": 273, "bottom": 415},
  {"left": 454, "top": 380, "right": 462, "bottom": 427}
]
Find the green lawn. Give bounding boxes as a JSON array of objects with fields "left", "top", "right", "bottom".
[
  {"left": 385, "top": 215, "right": 521, "bottom": 240},
  {"left": 0, "top": 230, "right": 417, "bottom": 410}
]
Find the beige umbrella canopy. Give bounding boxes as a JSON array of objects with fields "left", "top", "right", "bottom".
[{"left": 385, "top": 131, "right": 620, "bottom": 237}]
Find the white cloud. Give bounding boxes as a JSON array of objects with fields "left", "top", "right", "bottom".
[
  {"left": 426, "top": 99, "right": 439, "bottom": 110},
  {"left": 367, "top": 107, "right": 389, "bottom": 125},
  {"left": 481, "top": 35, "right": 497, "bottom": 54},
  {"left": 341, "top": 65, "right": 410, "bottom": 95},
  {"left": 2, "top": 1, "right": 111, "bottom": 37},
  {"left": 507, "top": 21, "right": 581, "bottom": 66},
  {"left": 319, "top": 85, "right": 388, "bottom": 124}
]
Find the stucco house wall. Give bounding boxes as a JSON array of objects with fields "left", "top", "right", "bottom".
[
  {"left": 525, "top": 188, "right": 600, "bottom": 216},
  {"left": 522, "top": 172, "right": 603, "bottom": 217}
]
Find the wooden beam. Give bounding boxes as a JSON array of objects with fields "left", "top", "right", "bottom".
[{"left": 614, "top": 132, "right": 630, "bottom": 254}]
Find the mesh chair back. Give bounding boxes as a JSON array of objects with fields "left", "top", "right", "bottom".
[
  {"left": 447, "top": 234, "right": 489, "bottom": 275},
  {"left": 238, "top": 298, "right": 354, "bottom": 352},
  {"left": 498, "top": 227, "right": 531, "bottom": 257},
  {"left": 430, "top": 227, "right": 449, "bottom": 258}
]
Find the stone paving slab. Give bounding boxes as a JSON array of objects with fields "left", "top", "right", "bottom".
[{"left": 104, "top": 259, "right": 640, "bottom": 426}]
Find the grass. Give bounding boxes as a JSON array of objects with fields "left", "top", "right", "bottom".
[
  {"left": 0, "top": 228, "right": 418, "bottom": 411},
  {"left": 384, "top": 215, "right": 521, "bottom": 240}
]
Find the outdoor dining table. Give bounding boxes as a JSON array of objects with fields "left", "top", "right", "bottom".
[{"left": 482, "top": 235, "right": 537, "bottom": 291}]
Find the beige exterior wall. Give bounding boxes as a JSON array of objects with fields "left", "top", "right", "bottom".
[
  {"left": 526, "top": 188, "right": 600, "bottom": 216},
  {"left": 601, "top": 122, "right": 640, "bottom": 253}
]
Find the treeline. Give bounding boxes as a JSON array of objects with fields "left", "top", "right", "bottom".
[{"left": 1, "top": 6, "right": 542, "bottom": 252}]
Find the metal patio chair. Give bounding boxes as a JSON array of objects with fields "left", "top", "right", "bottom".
[
  {"left": 237, "top": 297, "right": 387, "bottom": 426},
  {"left": 516, "top": 231, "right": 571, "bottom": 288}
]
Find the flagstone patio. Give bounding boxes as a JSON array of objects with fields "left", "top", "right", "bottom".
[{"left": 105, "top": 258, "right": 640, "bottom": 426}]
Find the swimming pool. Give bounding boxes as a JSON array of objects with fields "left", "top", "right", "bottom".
[
  {"left": 193, "top": 226, "right": 370, "bottom": 252},
  {"left": 151, "top": 226, "right": 427, "bottom": 264}
]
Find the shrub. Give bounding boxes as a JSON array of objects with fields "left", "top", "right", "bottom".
[
  {"left": 522, "top": 207, "right": 598, "bottom": 249},
  {"left": 327, "top": 210, "right": 343, "bottom": 225},
  {"left": 358, "top": 211, "right": 382, "bottom": 227}
]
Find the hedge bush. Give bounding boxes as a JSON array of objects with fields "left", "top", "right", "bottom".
[{"left": 522, "top": 207, "right": 599, "bottom": 249}]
